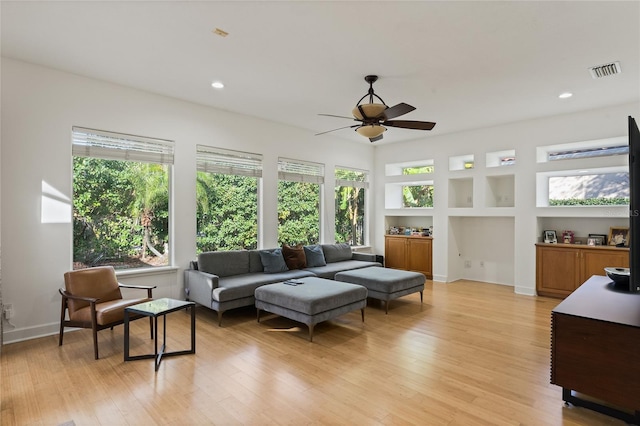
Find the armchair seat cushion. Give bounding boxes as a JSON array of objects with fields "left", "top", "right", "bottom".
[{"left": 69, "top": 297, "right": 151, "bottom": 325}]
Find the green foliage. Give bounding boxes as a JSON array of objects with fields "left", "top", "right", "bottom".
[
  {"left": 549, "top": 197, "right": 629, "bottom": 206},
  {"left": 196, "top": 172, "right": 258, "bottom": 252},
  {"left": 335, "top": 185, "right": 364, "bottom": 245},
  {"left": 403, "top": 185, "right": 434, "bottom": 208},
  {"left": 73, "top": 157, "right": 169, "bottom": 268},
  {"left": 334, "top": 168, "right": 366, "bottom": 246},
  {"left": 278, "top": 180, "right": 320, "bottom": 245},
  {"left": 403, "top": 166, "right": 434, "bottom": 175}
]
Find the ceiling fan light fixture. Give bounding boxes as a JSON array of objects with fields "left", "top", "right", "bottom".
[
  {"left": 356, "top": 124, "right": 386, "bottom": 138},
  {"left": 352, "top": 103, "right": 387, "bottom": 120}
]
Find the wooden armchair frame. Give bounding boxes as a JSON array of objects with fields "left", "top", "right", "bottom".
[{"left": 59, "top": 282, "right": 156, "bottom": 360}]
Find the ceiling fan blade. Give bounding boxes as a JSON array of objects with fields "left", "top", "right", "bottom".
[
  {"left": 383, "top": 120, "right": 436, "bottom": 131},
  {"left": 318, "top": 113, "right": 357, "bottom": 120},
  {"left": 369, "top": 134, "right": 384, "bottom": 143},
  {"left": 382, "top": 103, "right": 416, "bottom": 120},
  {"left": 315, "top": 124, "right": 359, "bottom": 136}
]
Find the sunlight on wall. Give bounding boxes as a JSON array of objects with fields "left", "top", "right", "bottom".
[{"left": 41, "top": 180, "right": 71, "bottom": 223}]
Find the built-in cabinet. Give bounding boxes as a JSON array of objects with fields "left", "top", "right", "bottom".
[
  {"left": 384, "top": 235, "right": 433, "bottom": 279},
  {"left": 536, "top": 243, "right": 629, "bottom": 298}
]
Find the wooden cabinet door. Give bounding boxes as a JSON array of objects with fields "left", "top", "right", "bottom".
[
  {"left": 407, "top": 238, "right": 432, "bottom": 278},
  {"left": 536, "top": 246, "right": 581, "bottom": 297},
  {"left": 385, "top": 236, "right": 407, "bottom": 270},
  {"left": 582, "top": 250, "right": 629, "bottom": 282}
]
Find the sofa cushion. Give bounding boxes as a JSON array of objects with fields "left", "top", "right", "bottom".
[
  {"left": 305, "top": 259, "right": 381, "bottom": 280},
  {"left": 259, "top": 249, "right": 289, "bottom": 273},
  {"left": 212, "top": 270, "right": 315, "bottom": 302},
  {"left": 304, "top": 244, "right": 327, "bottom": 267},
  {"left": 248, "top": 250, "right": 264, "bottom": 273},
  {"left": 321, "top": 243, "right": 352, "bottom": 263},
  {"left": 282, "top": 244, "right": 307, "bottom": 270},
  {"left": 198, "top": 250, "right": 250, "bottom": 277}
]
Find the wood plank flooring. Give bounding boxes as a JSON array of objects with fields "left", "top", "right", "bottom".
[{"left": 1, "top": 280, "right": 626, "bottom": 425}]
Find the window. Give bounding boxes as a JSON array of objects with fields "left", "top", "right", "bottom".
[
  {"left": 403, "top": 184, "right": 434, "bottom": 208},
  {"left": 548, "top": 145, "right": 628, "bottom": 161},
  {"left": 402, "top": 165, "right": 434, "bottom": 174},
  {"left": 196, "top": 146, "right": 261, "bottom": 252},
  {"left": 536, "top": 136, "right": 626, "bottom": 163},
  {"left": 548, "top": 172, "right": 629, "bottom": 206},
  {"left": 278, "top": 158, "right": 323, "bottom": 245},
  {"left": 335, "top": 167, "right": 368, "bottom": 246},
  {"left": 72, "top": 127, "right": 173, "bottom": 270}
]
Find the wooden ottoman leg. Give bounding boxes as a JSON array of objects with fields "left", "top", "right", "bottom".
[
  {"left": 361, "top": 308, "right": 365, "bottom": 322},
  {"left": 308, "top": 323, "right": 315, "bottom": 342},
  {"left": 420, "top": 291, "right": 423, "bottom": 303},
  {"left": 257, "top": 308, "right": 261, "bottom": 323},
  {"left": 385, "top": 300, "right": 389, "bottom": 314}
]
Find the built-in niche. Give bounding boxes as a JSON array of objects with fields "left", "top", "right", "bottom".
[
  {"left": 385, "top": 215, "right": 433, "bottom": 235},
  {"left": 536, "top": 216, "right": 629, "bottom": 244},
  {"left": 449, "top": 216, "right": 515, "bottom": 285},
  {"left": 486, "top": 175, "right": 515, "bottom": 207},
  {"left": 449, "top": 177, "right": 473, "bottom": 208},
  {"left": 486, "top": 149, "right": 515, "bottom": 168},
  {"left": 449, "top": 154, "right": 474, "bottom": 171}
]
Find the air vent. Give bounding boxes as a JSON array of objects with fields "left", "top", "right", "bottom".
[{"left": 589, "top": 61, "right": 621, "bottom": 79}]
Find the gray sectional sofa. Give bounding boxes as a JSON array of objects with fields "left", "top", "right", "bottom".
[{"left": 184, "top": 243, "right": 381, "bottom": 325}]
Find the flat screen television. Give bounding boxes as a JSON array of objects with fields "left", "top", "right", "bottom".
[{"left": 629, "top": 115, "right": 640, "bottom": 292}]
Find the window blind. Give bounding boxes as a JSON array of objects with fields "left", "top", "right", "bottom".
[
  {"left": 335, "top": 167, "right": 369, "bottom": 189},
  {"left": 278, "top": 158, "right": 324, "bottom": 184},
  {"left": 72, "top": 127, "right": 174, "bottom": 164},
  {"left": 197, "top": 145, "right": 262, "bottom": 178}
]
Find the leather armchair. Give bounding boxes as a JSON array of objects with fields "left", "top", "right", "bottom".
[{"left": 59, "top": 266, "right": 156, "bottom": 359}]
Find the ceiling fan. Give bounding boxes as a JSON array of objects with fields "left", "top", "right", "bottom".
[{"left": 316, "top": 75, "right": 436, "bottom": 142}]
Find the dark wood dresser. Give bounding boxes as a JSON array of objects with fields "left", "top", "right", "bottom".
[{"left": 551, "top": 275, "right": 640, "bottom": 423}]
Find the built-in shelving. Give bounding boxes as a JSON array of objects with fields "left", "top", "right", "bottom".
[
  {"left": 448, "top": 177, "right": 473, "bottom": 208},
  {"left": 485, "top": 175, "right": 514, "bottom": 207}
]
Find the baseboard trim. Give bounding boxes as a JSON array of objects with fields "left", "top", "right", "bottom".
[
  {"left": 515, "top": 286, "right": 536, "bottom": 296},
  {"left": 2, "top": 321, "right": 61, "bottom": 345}
]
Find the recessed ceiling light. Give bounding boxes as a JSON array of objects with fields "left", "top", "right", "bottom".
[
  {"left": 558, "top": 92, "right": 573, "bottom": 99},
  {"left": 211, "top": 81, "right": 224, "bottom": 89}
]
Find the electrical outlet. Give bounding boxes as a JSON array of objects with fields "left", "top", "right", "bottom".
[
  {"left": 464, "top": 260, "right": 471, "bottom": 268},
  {"left": 3, "top": 303, "right": 13, "bottom": 319}
]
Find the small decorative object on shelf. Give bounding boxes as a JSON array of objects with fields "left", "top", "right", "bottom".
[
  {"left": 588, "top": 233, "right": 607, "bottom": 245},
  {"left": 562, "top": 230, "right": 574, "bottom": 244},
  {"left": 608, "top": 226, "right": 629, "bottom": 247},
  {"left": 543, "top": 230, "right": 557, "bottom": 244}
]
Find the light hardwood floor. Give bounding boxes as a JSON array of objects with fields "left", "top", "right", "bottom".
[{"left": 1, "top": 280, "right": 625, "bottom": 425}]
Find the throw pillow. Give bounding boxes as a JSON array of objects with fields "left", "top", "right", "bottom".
[
  {"left": 322, "top": 243, "right": 352, "bottom": 263},
  {"left": 304, "top": 244, "right": 327, "bottom": 267},
  {"left": 258, "top": 249, "right": 289, "bottom": 274},
  {"left": 282, "top": 244, "right": 307, "bottom": 270}
]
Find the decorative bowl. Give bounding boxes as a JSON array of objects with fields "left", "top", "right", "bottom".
[{"left": 604, "top": 267, "right": 630, "bottom": 286}]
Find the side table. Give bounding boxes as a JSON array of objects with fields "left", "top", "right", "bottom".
[{"left": 124, "top": 298, "right": 196, "bottom": 371}]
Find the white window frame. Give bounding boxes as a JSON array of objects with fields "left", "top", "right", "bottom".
[
  {"left": 335, "top": 166, "right": 369, "bottom": 246},
  {"left": 196, "top": 145, "right": 263, "bottom": 251},
  {"left": 72, "top": 126, "right": 174, "bottom": 270}
]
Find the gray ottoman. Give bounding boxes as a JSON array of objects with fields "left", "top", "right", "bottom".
[
  {"left": 255, "top": 277, "right": 367, "bottom": 342},
  {"left": 335, "top": 267, "right": 425, "bottom": 314}
]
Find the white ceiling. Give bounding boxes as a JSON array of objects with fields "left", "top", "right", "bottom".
[{"left": 2, "top": 1, "right": 639, "bottom": 145}]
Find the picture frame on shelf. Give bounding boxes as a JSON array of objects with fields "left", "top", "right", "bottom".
[
  {"left": 543, "top": 230, "right": 557, "bottom": 244},
  {"left": 608, "top": 226, "right": 630, "bottom": 247},
  {"left": 587, "top": 238, "right": 597, "bottom": 246},
  {"left": 588, "top": 233, "right": 607, "bottom": 245}
]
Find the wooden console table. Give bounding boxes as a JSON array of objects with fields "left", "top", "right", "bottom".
[{"left": 551, "top": 275, "right": 640, "bottom": 423}]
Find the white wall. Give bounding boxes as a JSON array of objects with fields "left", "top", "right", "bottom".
[
  {"left": 374, "top": 101, "right": 640, "bottom": 295},
  {"left": 0, "top": 58, "right": 375, "bottom": 343}
]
